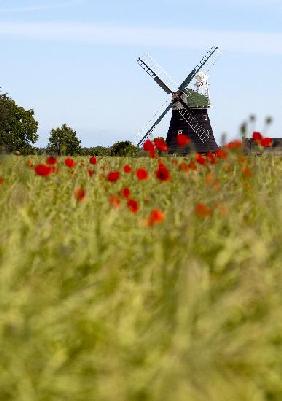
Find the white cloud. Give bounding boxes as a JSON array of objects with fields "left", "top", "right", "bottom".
[
  {"left": 163, "top": 0, "right": 281, "bottom": 5},
  {"left": 0, "top": 21, "right": 281, "bottom": 55},
  {"left": 211, "top": 0, "right": 281, "bottom": 4}
]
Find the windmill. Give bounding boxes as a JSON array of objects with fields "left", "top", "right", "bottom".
[{"left": 136, "top": 46, "right": 219, "bottom": 151}]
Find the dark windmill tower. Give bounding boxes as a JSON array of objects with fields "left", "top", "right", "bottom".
[{"left": 137, "top": 47, "right": 219, "bottom": 153}]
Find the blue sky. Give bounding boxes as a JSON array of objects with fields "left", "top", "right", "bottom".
[{"left": 0, "top": 0, "right": 281, "bottom": 147}]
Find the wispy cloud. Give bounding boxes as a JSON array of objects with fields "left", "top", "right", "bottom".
[
  {"left": 162, "top": 0, "right": 282, "bottom": 6},
  {"left": 0, "top": 0, "right": 84, "bottom": 13},
  {"left": 0, "top": 21, "right": 281, "bottom": 55}
]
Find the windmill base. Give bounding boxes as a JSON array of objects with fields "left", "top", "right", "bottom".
[{"left": 166, "top": 109, "right": 219, "bottom": 154}]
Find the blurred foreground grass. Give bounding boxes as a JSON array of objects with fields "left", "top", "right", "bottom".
[{"left": 0, "top": 153, "right": 281, "bottom": 401}]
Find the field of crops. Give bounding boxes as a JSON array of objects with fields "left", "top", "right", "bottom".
[{"left": 0, "top": 145, "right": 281, "bottom": 401}]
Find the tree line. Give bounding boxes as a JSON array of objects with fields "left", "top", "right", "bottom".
[
  {"left": 0, "top": 91, "right": 139, "bottom": 156},
  {"left": 1, "top": 91, "right": 276, "bottom": 157}
]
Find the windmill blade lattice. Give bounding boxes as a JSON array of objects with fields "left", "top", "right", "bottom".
[
  {"left": 137, "top": 101, "right": 173, "bottom": 147},
  {"left": 178, "top": 109, "right": 210, "bottom": 143},
  {"left": 137, "top": 57, "right": 173, "bottom": 95},
  {"left": 179, "top": 46, "right": 219, "bottom": 92}
]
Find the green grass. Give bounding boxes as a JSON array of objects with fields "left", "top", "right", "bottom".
[{"left": 0, "top": 151, "right": 281, "bottom": 401}]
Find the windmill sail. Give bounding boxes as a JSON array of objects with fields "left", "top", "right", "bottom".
[
  {"left": 137, "top": 57, "right": 173, "bottom": 95},
  {"left": 137, "top": 102, "right": 174, "bottom": 146},
  {"left": 179, "top": 46, "right": 219, "bottom": 92}
]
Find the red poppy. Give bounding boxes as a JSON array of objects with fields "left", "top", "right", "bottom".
[
  {"left": 206, "top": 152, "right": 216, "bottom": 165},
  {"left": 195, "top": 153, "right": 206, "bottom": 165},
  {"left": 109, "top": 195, "right": 120, "bottom": 208},
  {"left": 64, "top": 157, "right": 76, "bottom": 168},
  {"left": 260, "top": 137, "right": 272, "bottom": 147},
  {"left": 195, "top": 203, "right": 212, "bottom": 218},
  {"left": 27, "top": 159, "right": 33, "bottom": 168},
  {"left": 121, "top": 187, "right": 131, "bottom": 198},
  {"left": 242, "top": 166, "right": 252, "bottom": 177},
  {"left": 136, "top": 167, "right": 148, "bottom": 180},
  {"left": 46, "top": 156, "right": 57, "bottom": 165},
  {"left": 252, "top": 132, "right": 263, "bottom": 142},
  {"left": 107, "top": 171, "right": 120, "bottom": 182},
  {"left": 205, "top": 173, "right": 215, "bottom": 186},
  {"left": 74, "top": 187, "right": 86, "bottom": 202},
  {"left": 215, "top": 203, "right": 229, "bottom": 217},
  {"left": 88, "top": 168, "right": 95, "bottom": 177},
  {"left": 127, "top": 199, "right": 139, "bottom": 213},
  {"left": 178, "top": 162, "right": 189, "bottom": 172},
  {"left": 177, "top": 134, "right": 191, "bottom": 147},
  {"left": 156, "top": 163, "right": 170, "bottom": 181},
  {"left": 147, "top": 209, "right": 165, "bottom": 226},
  {"left": 143, "top": 139, "right": 155, "bottom": 152},
  {"left": 154, "top": 137, "right": 168, "bottom": 152},
  {"left": 89, "top": 156, "right": 97, "bottom": 165},
  {"left": 237, "top": 155, "right": 247, "bottom": 164},
  {"left": 227, "top": 140, "right": 242, "bottom": 150},
  {"left": 188, "top": 161, "right": 197, "bottom": 170},
  {"left": 0, "top": 177, "right": 4, "bottom": 184},
  {"left": 149, "top": 149, "right": 156, "bottom": 159},
  {"left": 34, "top": 164, "right": 53, "bottom": 176},
  {"left": 123, "top": 164, "right": 132, "bottom": 174},
  {"left": 215, "top": 148, "right": 228, "bottom": 159}
]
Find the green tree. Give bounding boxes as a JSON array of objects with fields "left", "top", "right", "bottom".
[
  {"left": 0, "top": 92, "right": 38, "bottom": 153},
  {"left": 47, "top": 124, "right": 81, "bottom": 155},
  {"left": 80, "top": 146, "right": 110, "bottom": 157},
  {"left": 110, "top": 141, "right": 139, "bottom": 157}
]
